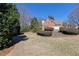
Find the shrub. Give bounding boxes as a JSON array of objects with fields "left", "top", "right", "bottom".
[
  {"left": 63, "top": 29, "right": 79, "bottom": 35},
  {"left": 59, "top": 27, "right": 79, "bottom": 35},
  {"left": 31, "top": 17, "right": 42, "bottom": 32},
  {"left": 21, "top": 26, "right": 31, "bottom": 32},
  {"left": 59, "top": 27, "right": 64, "bottom": 32},
  {"left": 37, "top": 31, "right": 52, "bottom": 36},
  {"left": 31, "top": 26, "right": 42, "bottom": 32}
]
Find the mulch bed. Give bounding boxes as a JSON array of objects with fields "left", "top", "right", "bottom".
[{"left": 0, "top": 45, "right": 14, "bottom": 56}]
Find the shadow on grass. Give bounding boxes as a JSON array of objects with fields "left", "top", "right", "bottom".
[
  {"left": 12, "top": 34, "right": 29, "bottom": 44},
  {"left": 60, "top": 32, "right": 78, "bottom": 35},
  {"left": 0, "top": 33, "right": 29, "bottom": 50},
  {"left": 58, "top": 31, "right": 78, "bottom": 35}
]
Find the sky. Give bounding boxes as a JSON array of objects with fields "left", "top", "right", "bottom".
[{"left": 16, "top": 3, "right": 79, "bottom": 22}]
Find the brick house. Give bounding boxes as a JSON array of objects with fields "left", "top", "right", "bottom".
[{"left": 42, "top": 17, "right": 63, "bottom": 31}]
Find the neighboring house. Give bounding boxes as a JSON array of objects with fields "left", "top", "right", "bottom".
[{"left": 42, "top": 17, "right": 63, "bottom": 31}]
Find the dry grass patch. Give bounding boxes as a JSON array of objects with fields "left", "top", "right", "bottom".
[{"left": 7, "top": 32, "right": 79, "bottom": 56}]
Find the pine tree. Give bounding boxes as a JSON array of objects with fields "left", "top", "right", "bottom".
[
  {"left": 31, "top": 17, "right": 39, "bottom": 32},
  {"left": 0, "top": 3, "right": 20, "bottom": 49}
]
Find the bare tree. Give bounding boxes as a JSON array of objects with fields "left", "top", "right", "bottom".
[
  {"left": 68, "top": 6, "right": 79, "bottom": 28},
  {"left": 17, "top": 5, "right": 32, "bottom": 29}
]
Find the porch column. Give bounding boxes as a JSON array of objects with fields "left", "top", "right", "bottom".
[{"left": 42, "top": 20, "right": 45, "bottom": 31}]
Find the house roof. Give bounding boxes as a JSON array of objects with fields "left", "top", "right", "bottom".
[{"left": 54, "top": 21, "right": 63, "bottom": 26}]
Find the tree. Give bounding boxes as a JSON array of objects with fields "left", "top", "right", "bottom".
[
  {"left": 68, "top": 6, "right": 79, "bottom": 28},
  {"left": 0, "top": 3, "right": 20, "bottom": 49},
  {"left": 31, "top": 17, "right": 39, "bottom": 32},
  {"left": 17, "top": 5, "right": 32, "bottom": 29}
]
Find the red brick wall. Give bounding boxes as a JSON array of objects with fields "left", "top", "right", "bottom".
[{"left": 44, "top": 19, "right": 55, "bottom": 28}]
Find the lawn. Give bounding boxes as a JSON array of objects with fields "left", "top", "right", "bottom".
[{"left": 7, "top": 32, "right": 79, "bottom": 56}]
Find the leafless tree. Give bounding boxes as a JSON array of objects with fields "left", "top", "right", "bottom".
[
  {"left": 17, "top": 5, "right": 32, "bottom": 29},
  {"left": 68, "top": 6, "right": 79, "bottom": 28}
]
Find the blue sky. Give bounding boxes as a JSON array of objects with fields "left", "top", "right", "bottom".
[{"left": 16, "top": 3, "right": 79, "bottom": 22}]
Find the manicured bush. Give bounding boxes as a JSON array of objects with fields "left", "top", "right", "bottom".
[
  {"left": 37, "top": 31, "right": 52, "bottom": 36},
  {"left": 63, "top": 29, "right": 79, "bottom": 35},
  {"left": 59, "top": 27, "right": 79, "bottom": 35}
]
